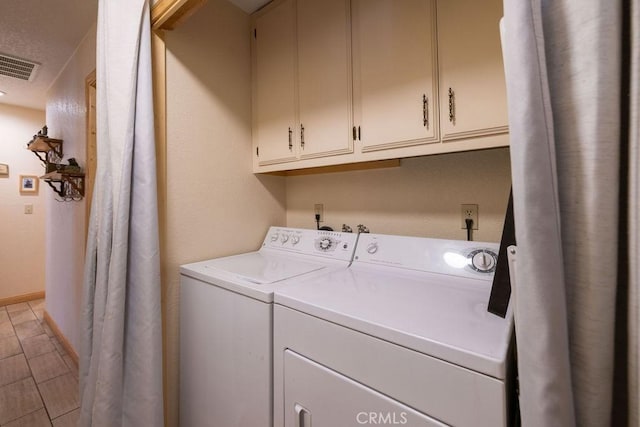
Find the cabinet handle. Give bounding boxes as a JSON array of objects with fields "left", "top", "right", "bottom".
[
  {"left": 352, "top": 126, "right": 357, "bottom": 141},
  {"left": 288, "top": 127, "right": 293, "bottom": 150},
  {"left": 358, "top": 126, "right": 361, "bottom": 141},
  {"left": 295, "top": 403, "right": 310, "bottom": 427},
  {"left": 300, "top": 124, "right": 305, "bottom": 148},
  {"left": 448, "top": 88, "right": 455, "bottom": 124},
  {"left": 423, "top": 94, "right": 429, "bottom": 128}
]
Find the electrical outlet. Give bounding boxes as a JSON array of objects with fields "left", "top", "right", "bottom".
[
  {"left": 314, "top": 204, "right": 324, "bottom": 222},
  {"left": 460, "top": 204, "right": 478, "bottom": 230},
  {"left": 24, "top": 204, "right": 33, "bottom": 214}
]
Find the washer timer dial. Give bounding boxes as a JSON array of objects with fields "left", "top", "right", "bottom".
[
  {"left": 314, "top": 236, "right": 338, "bottom": 252},
  {"left": 469, "top": 249, "right": 498, "bottom": 273},
  {"left": 319, "top": 238, "right": 333, "bottom": 250}
]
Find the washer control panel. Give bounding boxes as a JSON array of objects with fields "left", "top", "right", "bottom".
[
  {"left": 354, "top": 233, "right": 500, "bottom": 279},
  {"left": 262, "top": 227, "right": 357, "bottom": 261}
]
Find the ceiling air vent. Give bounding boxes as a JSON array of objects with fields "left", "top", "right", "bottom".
[{"left": 0, "top": 53, "right": 40, "bottom": 82}]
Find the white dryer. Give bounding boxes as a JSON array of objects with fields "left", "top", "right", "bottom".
[
  {"left": 273, "top": 233, "right": 514, "bottom": 427},
  {"left": 180, "top": 227, "right": 358, "bottom": 427}
]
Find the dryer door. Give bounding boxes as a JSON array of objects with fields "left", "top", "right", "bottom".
[{"left": 283, "top": 350, "right": 445, "bottom": 427}]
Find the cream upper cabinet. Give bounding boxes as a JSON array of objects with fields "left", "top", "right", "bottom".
[
  {"left": 252, "top": 0, "right": 297, "bottom": 166},
  {"left": 252, "top": 0, "right": 352, "bottom": 168},
  {"left": 296, "top": 0, "right": 353, "bottom": 159},
  {"left": 352, "top": 0, "right": 439, "bottom": 152},
  {"left": 437, "top": 0, "right": 508, "bottom": 141},
  {"left": 252, "top": 0, "right": 509, "bottom": 173}
]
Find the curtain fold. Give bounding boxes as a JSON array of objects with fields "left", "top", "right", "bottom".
[
  {"left": 79, "top": 0, "right": 164, "bottom": 425},
  {"left": 628, "top": 0, "right": 640, "bottom": 423},
  {"left": 500, "top": 2, "right": 575, "bottom": 424},
  {"left": 502, "top": 0, "right": 637, "bottom": 425}
]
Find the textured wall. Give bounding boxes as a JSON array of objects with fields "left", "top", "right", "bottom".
[
  {"left": 0, "top": 104, "right": 46, "bottom": 299},
  {"left": 286, "top": 148, "right": 512, "bottom": 242},
  {"left": 44, "top": 24, "right": 96, "bottom": 351},
  {"left": 164, "top": 1, "right": 287, "bottom": 424}
]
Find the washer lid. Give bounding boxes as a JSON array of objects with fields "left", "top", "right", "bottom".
[
  {"left": 203, "top": 252, "right": 326, "bottom": 284},
  {"left": 274, "top": 267, "right": 513, "bottom": 379}
]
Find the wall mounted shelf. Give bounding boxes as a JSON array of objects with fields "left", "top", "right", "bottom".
[
  {"left": 27, "top": 135, "right": 64, "bottom": 172},
  {"left": 24, "top": 128, "right": 85, "bottom": 201},
  {"left": 40, "top": 171, "right": 85, "bottom": 201}
]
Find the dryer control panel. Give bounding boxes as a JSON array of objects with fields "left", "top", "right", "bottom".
[{"left": 354, "top": 233, "right": 499, "bottom": 279}]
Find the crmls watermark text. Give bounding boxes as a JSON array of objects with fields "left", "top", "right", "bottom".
[{"left": 356, "top": 411, "right": 408, "bottom": 425}]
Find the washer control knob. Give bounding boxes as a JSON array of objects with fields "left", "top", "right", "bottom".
[
  {"left": 281, "top": 233, "right": 289, "bottom": 244},
  {"left": 270, "top": 233, "right": 279, "bottom": 242},
  {"left": 471, "top": 249, "right": 497, "bottom": 272},
  {"left": 366, "top": 242, "right": 379, "bottom": 254},
  {"left": 291, "top": 235, "right": 300, "bottom": 245},
  {"left": 319, "top": 238, "right": 332, "bottom": 250}
]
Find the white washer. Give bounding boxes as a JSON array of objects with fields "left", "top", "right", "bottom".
[
  {"left": 180, "top": 227, "right": 358, "bottom": 427},
  {"left": 273, "top": 233, "right": 514, "bottom": 427}
]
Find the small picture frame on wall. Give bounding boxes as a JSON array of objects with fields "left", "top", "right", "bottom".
[
  {"left": 20, "top": 175, "right": 39, "bottom": 195},
  {"left": 0, "top": 163, "right": 8, "bottom": 176}
]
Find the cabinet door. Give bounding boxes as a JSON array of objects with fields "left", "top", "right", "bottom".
[
  {"left": 296, "top": 0, "right": 353, "bottom": 159},
  {"left": 437, "top": 0, "right": 508, "bottom": 141},
  {"left": 253, "top": 0, "right": 298, "bottom": 166},
  {"left": 353, "top": 0, "right": 438, "bottom": 152}
]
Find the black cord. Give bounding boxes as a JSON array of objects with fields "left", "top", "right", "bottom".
[
  {"left": 465, "top": 218, "right": 473, "bottom": 241},
  {"left": 315, "top": 214, "right": 321, "bottom": 230}
]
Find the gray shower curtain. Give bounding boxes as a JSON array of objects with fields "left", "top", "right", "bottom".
[
  {"left": 501, "top": 0, "right": 639, "bottom": 426},
  {"left": 79, "top": 0, "right": 164, "bottom": 425}
]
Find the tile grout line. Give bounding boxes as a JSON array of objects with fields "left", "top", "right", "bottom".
[
  {"left": 0, "top": 308, "right": 43, "bottom": 426},
  {"left": 34, "top": 301, "right": 81, "bottom": 424},
  {"left": 50, "top": 405, "right": 80, "bottom": 422},
  {"left": 1, "top": 306, "right": 35, "bottom": 390},
  {"left": 1, "top": 407, "right": 48, "bottom": 427},
  {"left": 0, "top": 308, "right": 20, "bottom": 363},
  {"left": 0, "top": 301, "right": 78, "bottom": 425},
  {"left": 21, "top": 304, "right": 55, "bottom": 424},
  {"left": 0, "top": 304, "right": 51, "bottom": 425}
]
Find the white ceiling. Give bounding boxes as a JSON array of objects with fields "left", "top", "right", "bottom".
[
  {"left": 0, "top": 0, "right": 269, "bottom": 111},
  {"left": 0, "top": 0, "right": 98, "bottom": 111}
]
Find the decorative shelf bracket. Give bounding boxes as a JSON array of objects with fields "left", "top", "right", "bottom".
[
  {"left": 45, "top": 180, "right": 66, "bottom": 198},
  {"left": 27, "top": 130, "right": 63, "bottom": 173},
  {"left": 27, "top": 135, "right": 64, "bottom": 166},
  {"left": 41, "top": 171, "right": 85, "bottom": 201},
  {"left": 32, "top": 151, "right": 48, "bottom": 167}
]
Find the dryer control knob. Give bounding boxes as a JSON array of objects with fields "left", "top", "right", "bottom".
[
  {"left": 366, "top": 242, "right": 378, "bottom": 254},
  {"left": 281, "top": 234, "right": 289, "bottom": 244},
  {"left": 471, "top": 249, "right": 497, "bottom": 272},
  {"left": 270, "top": 233, "right": 279, "bottom": 242},
  {"left": 291, "top": 235, "right": 300, "bottom": 245}
]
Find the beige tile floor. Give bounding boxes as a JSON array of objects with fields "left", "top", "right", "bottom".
[{"left": 0, "top": 300, "right": 79, "bottom": 426}]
